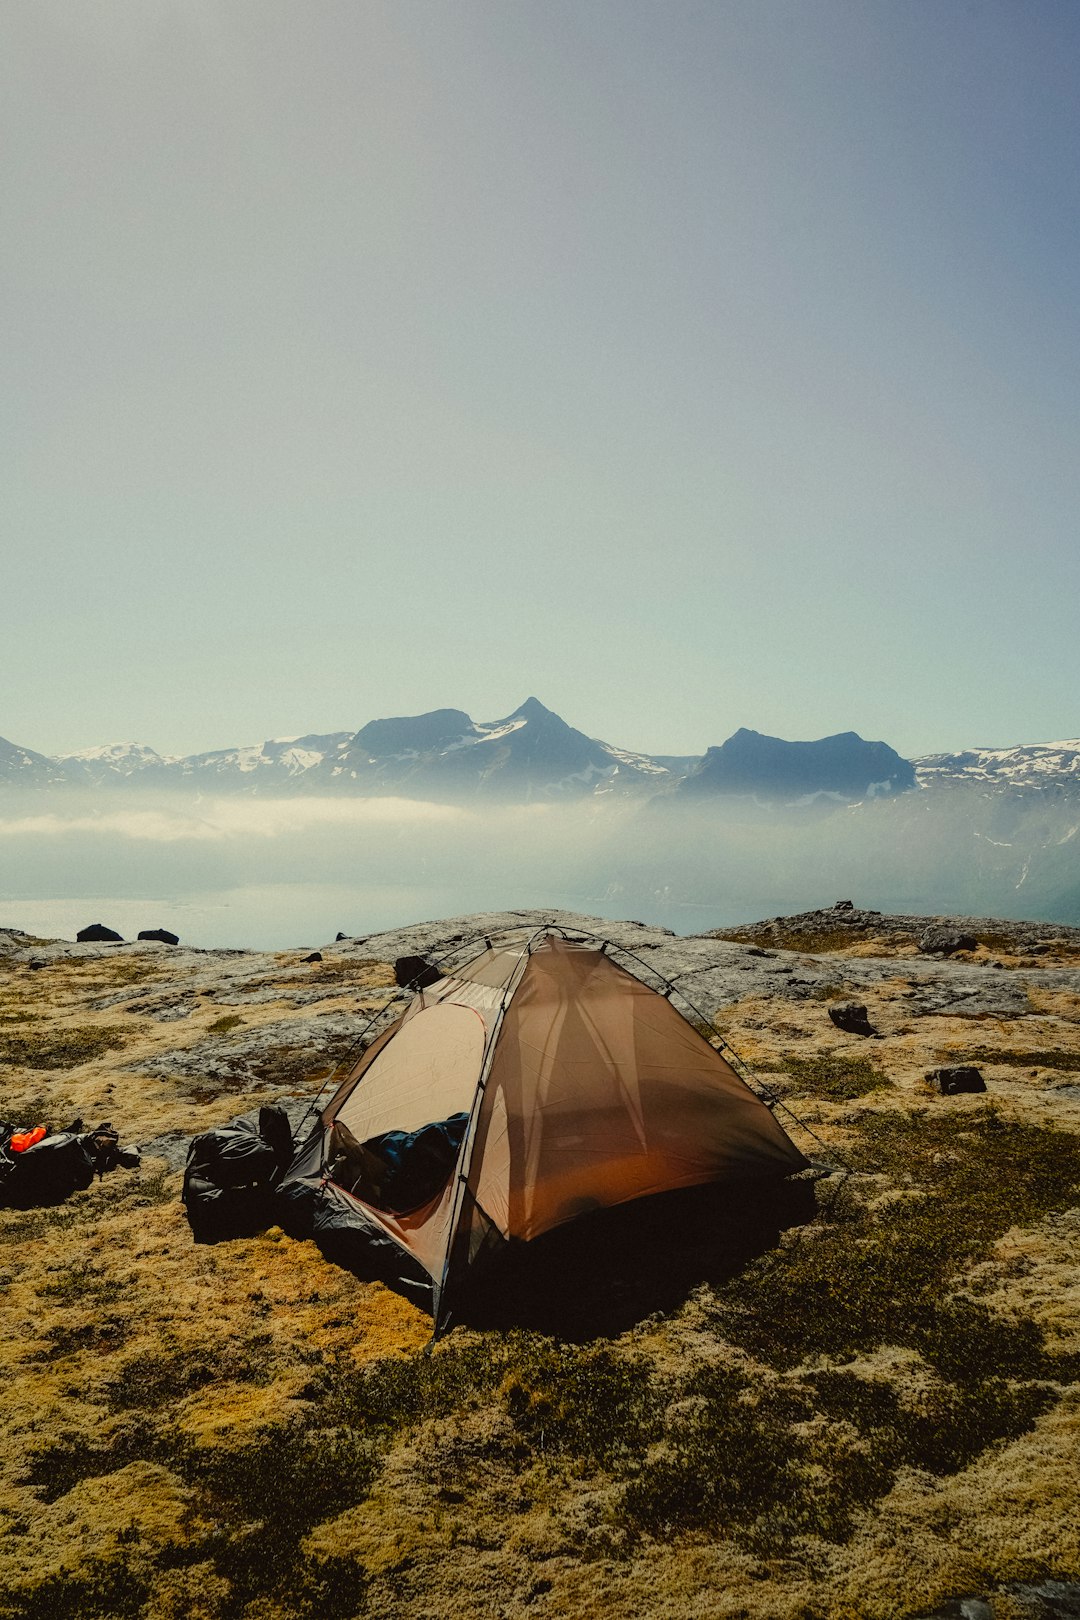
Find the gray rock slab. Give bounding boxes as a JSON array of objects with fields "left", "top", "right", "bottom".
[
  {"left": 913, "top": 1586, "right": 1080, "bottom": 1620},
  {"left": 708, "top": 902, "right": 1080, "bottom": 947},
  {"left": 136, "top": 1127, "right": 191, "bottom": 1172},
  {"left": 139, "top": 1097, "right": 318, "bottom": 1172},
  {"left": 316, "top": 908, "right": 1079, "bottom": 1026},
  {"left": 5, "top": 907, "right": 1080, "bottom": 1051},
  {"left": 136, "top": 1011, "right": 367, "bottom": 1093}
]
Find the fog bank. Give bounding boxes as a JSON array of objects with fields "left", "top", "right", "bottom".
[{"left": 1, "top": 789, "right": 1077, "bottom": 948}]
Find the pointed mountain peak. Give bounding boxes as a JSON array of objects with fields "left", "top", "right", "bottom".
[{"left": 510, "top": 697, "right": 560, "bottom": 722}]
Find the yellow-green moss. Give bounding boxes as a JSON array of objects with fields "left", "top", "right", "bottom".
[{"left": 0, "top": 1025, "right": 132, "bottom": 1070}]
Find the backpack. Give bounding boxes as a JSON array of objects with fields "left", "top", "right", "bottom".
[{"left": 0, "top": 1119, "right": 142, "bottom": 1209}]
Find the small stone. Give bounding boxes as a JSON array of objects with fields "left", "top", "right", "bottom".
[
  {"left": 832, "top": 899, "right": 855, "bottom": 911},
  {"left": 908, "top": 1596, "right": 993, "bottom": 1620},
  {"left": 303, "top": 952, "right": 323, "bottom": 964},
  {"left": 1009, "top": 1580, "right": 1080, "bottom": 1616},
  {"left": 926, "top": 1066, "right": 986, "bottom": 1095},
  {"left": 828, "top": 1002, "right": 877, "bottom": 1037},
  {"left": 918, "top": 926, "right": 978, "bottom": 955},
  {"left": 335, "top": 932, "right": 347, "bottom": 942},
  {"left": 138, "top": 928, "right": 179, "bottom": 945}
]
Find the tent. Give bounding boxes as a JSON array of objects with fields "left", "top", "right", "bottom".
[{"left": 278, "top": 928, "right": 808, "bottom": 1333}]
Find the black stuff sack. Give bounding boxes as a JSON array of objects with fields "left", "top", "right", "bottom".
[
  {"left": 0, "top": 1119, "right": 141, "bottom": 1209},
  {"left": 0, "top": 1131, "right": 96, "bottom": 1208},
  {"left": 183, "top": 1105, "right": 294, "bottom": 1242}
]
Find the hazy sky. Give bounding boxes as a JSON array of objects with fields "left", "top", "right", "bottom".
[{"left": 5, "top": 1, "right": 1079, "bottom": 760}]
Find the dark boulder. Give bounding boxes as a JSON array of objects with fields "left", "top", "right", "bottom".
[
  {"left": 919, "top": 927, "right": 978, "bottom": 955},
  {"left": 927, "top": 1066, "right": 986, "bottom": 1095},
  {"left": 335, "top": 932, "right": 348, "bottom": 942},
  {"left": 76, "top": 923, "right": 123, "bottom": 943},
  {"left": 303, "top": 951, "right": 323, "bottom": 964},
  {"left": 832, "top": 899, "right": 855, "bottom": 911},
  {"left": 828, "top": 1002, "right": 877, "bottom": 1037},
  {"left": 394, "top": 955, "right": 441, "bottom": 991},
  {"left": 138, "top": 928, "right": 179, "bottom": 946}
]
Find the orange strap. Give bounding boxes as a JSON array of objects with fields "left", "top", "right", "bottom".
[{"left": 10, "top": 1125, "right": 47, "bottom": 1152}]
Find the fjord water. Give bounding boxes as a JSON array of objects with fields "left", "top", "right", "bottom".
[
  {"left": 2, "top": 788, "right": 1078, "bottom": 948},
  {"left": 1, "top": 885, "right": 728, "bottom": 951}
]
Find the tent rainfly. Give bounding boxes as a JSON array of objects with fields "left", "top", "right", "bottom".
[{"left": 278, "top": 929, "right": 809, "bottom": 1334}]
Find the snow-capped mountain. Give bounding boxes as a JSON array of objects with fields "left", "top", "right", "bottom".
[
  {"left": 0, "top": 735, "right": 65, "bottom": 787},
  {"left": 915, "top": 741, "right": 1080, "bottom": 791},
  {"left": 3, "top": 708, "right": 1079, "bottom": 807},
  {"left": 181, "top": 733, "right": 353, "bottom": 789},
  {"left": 306, "top": 698, "right": 676, "bottom": 800},
  {"left": 61, "top": 743, "right": 180, "bottom": 785},
  {"left": 0, "top": 700, "right": 681, "bottom": 802}
]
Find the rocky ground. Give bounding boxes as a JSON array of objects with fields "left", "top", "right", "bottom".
[{"left": 1, "top": 904, "right": 1079, "bottom": 1619}]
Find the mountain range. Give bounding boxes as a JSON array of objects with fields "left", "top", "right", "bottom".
[{"left": 1, "top": 698, "right": 1077, "bottom": 807}]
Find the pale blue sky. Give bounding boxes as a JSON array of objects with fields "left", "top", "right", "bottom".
[{"left": 4, "top": 1, "right": 1079, "bottom": 759}]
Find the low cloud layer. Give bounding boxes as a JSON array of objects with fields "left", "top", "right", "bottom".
[
  {"left": 1, "top": 789, "right": 1077, "bottom": 948},
  {"left": 0, "top": 795, "right": 472, "bottom": 844}
]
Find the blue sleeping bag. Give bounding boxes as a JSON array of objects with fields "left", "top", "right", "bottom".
[{"left": 361, "top": 1112, "right": 469, "bottom": 1214}]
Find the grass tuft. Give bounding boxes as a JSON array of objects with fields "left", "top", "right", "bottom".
[
  {"left": 940, "top": 1046, "right": 1080, "bottom": 1072},
  {"left": 712, "top": 1107, "right": 1080, "bottom": 1369},
  {"left": 0, "top": 1025, "right": 132, "bottom": 1070},
  {"left": 0, "top": 1560, "right": 149, "bottom": 1620},
  {"left": 781, "top": 1051, "right": 891, "bottom": 1100},
  {"left": 104, "top": 1343, "right": 264, "bottom": 1412},
  {"left": 500, "top": 1340, "right": 652, "bottom": 1465},
  {"left": 207, "top": 1014, "right": 244, "bottom": 1035}
]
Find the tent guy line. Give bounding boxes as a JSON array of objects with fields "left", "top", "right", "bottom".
[{"left": 300, "top": 921, "right": 853, "bottom": 1187}]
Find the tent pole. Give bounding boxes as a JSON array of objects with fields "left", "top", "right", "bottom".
[
  {"left": 533, "top": 921, "right": 850, "bottom": 1172},
  {"left": 431, "top": 925, "right": 549, "bottom": 1337}
]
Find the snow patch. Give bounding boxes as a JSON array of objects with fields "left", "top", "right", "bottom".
[
  {"left": 461, "top": 718, "right": 529, "bottom": 746},
  {"left": 64, "top": 742, "right": 173, "bottom": 766},
  {"left": 277, "top": 748, "right": 325, "bottom": 774},
  {"left": 601, "top": 745, "right": 670, "bottom": 776}
]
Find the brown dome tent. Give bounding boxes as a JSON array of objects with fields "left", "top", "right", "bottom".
[{"left": 278, "top": 927, "right": 808, "bottom": 1334}]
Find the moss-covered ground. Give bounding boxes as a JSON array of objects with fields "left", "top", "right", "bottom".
[{"left": 1, "top": 926, "right": 1079, "bottom": 1619}]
